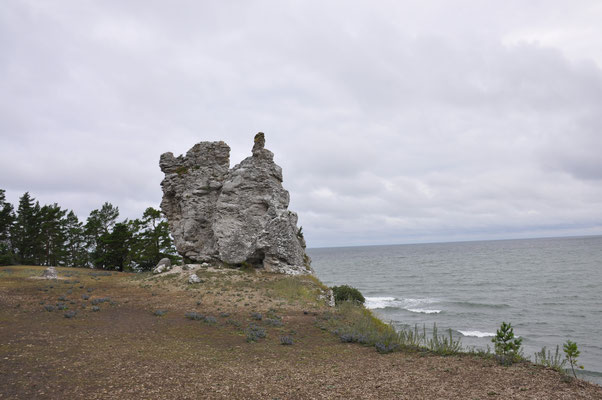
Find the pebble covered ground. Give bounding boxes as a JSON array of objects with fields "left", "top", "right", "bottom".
[{"left": 1, "top": 265, "right": 601, "bottom": 399}]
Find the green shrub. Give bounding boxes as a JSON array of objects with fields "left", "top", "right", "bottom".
[
  {"left": 331, "top": 285, "right": 365, "bottom": 305},
  {"left": 563, "top": 340, "right": 583, "bottom": 378},
  {"left": 492, "top": 322, "right": 523, "bottom": 365},
  {"left": 246, "top": 324, "right": 267, "bottom": 342}
]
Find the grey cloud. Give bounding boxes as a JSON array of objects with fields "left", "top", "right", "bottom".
[{"left": 2, "top": 0, "right": 602, "bottom": 247}]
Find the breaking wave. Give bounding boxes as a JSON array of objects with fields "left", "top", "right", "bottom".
[
  {"left": 365, "top": 296, "right": 441, "bottom": 314},
  {"left": 458, "top": 330, "right": 495, "bottom": 338}
]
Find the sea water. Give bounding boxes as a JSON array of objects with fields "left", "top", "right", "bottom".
[{"left": 308, "top": 236, "right": 602, "bottom": 385}]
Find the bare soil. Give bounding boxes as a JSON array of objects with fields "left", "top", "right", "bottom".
[{"left": 1, "top": 266, "right": 601, "bottom": 399}]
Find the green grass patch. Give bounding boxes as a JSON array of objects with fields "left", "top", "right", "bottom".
[
  {"left": 266, "top": 275, "right": 324, "bottom": 307},
  {"left": 322, "top": 301, "right": 463, "bottom": 355}
]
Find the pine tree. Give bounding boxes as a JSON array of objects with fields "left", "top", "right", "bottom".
[
  {"left": 63, "top": 211, "right": 87, "bottom": 268},
  {"left": 39, "top": 203, "right": 67, "bottom": 266},
  {"left": 0, "top": 189, "right": 15, "bottom": 265},
  {"left": 99, "top": 222, "right": 132, "bottom": 271},
  {"left": 130, "top": 207, "right": 178, "bottom": 270},
  {"left": 85, "top": 202, "right": 119, "bottom": 268},
  {"left": 11, "top": 193, "right": 43, "bottom": 265}
]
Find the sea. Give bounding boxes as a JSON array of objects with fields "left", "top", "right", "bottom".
[{"left": 308, "top": 235, "right": 602, "bottom": 385}]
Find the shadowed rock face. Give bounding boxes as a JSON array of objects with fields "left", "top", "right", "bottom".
[{"left": 160, "top": 133, "right": 311, "bottom": 274}]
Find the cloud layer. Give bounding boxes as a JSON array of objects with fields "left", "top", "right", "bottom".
[{"left": 1, "top": 1, "right": 602, "bottom": 247}]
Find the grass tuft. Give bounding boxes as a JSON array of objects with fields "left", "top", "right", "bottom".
[{"left": 534, "top": 345, "right": 566, "bottom": 372}]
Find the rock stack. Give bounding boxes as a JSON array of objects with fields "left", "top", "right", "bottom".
[{"left": 160, "top": 133, "right": 311, "bottom": 275}]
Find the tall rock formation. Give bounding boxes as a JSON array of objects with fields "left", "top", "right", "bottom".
[{"left": 160, "top": 133, "right": 311, "bottom": 274}]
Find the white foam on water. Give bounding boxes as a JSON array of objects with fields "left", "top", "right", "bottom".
[
  {"left": 364, "top": 297, "right": 399, "bottom": 309},
  {"left": 458, "top": 330, "right": 495, "bottom": 338},
  {"left": 407, "top": 308, "right": 442, "bottom": 314},
  {"left": 365, "top": 297, "right": 441, "bottom": 314}
]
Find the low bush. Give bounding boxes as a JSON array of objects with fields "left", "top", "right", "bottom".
[
  {"left": 226, "top": 319, "right": 241, "bottom": 328},
  {"left": 534, "top": 345, "right": 566, "bottom": 372},
  {"left": 331, "top": 285, "right": 365, "bottom": 305},
  {"left": 264, "top": 318, "right": 283, "bottom": 327},
  {"left": 82, "top": 294, "right": 89, "bottom": 300},
  {"left": 246, "top": 324, "right": 267, "bottom": 342},
  {"left": 338, "top": 331, "right": 370, "bottom": 344},
  {"left": 185, "top": 311, "right": 204, "bottom": 320},
  {"left": 44, "top": 305, "right": 55, "bottom": 312},
  {"left": 153, "top": 310, "right": 167, "bottom": 316},
  {"left": 91, "top": 297, "right": 111, "bottom": 305},
  {"left": 427, "top": 324, "right": 462, "bottom": 355},
  {"left": 92, "top": 306, "right": 100, "bottom": 312},
  {"left": 204, "top": 316, "right": 217, "bottom": 324},
  {"left": 64, "top": 311, "right": 76, "bottom": 318},
  {"left": 251, "top": 312, "right": 262, "bottom": 320},
  {"left": 375, "top": 342, "right": 399, "bottom": 354},
  {"left": 280, "top": 336, "right": 294, "bottom": 345}
]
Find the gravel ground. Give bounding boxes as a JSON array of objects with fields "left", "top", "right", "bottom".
[{"left": 1, "top": 265, "right": 601, "bottom": 399}]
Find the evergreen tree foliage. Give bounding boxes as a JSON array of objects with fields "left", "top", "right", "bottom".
[
  {"left": 63, "top": 211, "right": 87, "bottom": 267},
  {"left": 11, "top": 192, "right": 43, "bottom": 265},
  {"left": 130, "top": 207, "right": 178, "bottom": 270},
  {"left": 0, "top": 189, "right": 15, "bottom": 265},
  {"left": 492, "top": 321, "right": 523, "bottom": 365},
  {"left": 39, "top": 203, "right": 67, "bottom": 266},
  {"left": 98, "top": 221, "right": 132, "bottom": 271},
  {"left": 0, "top": 189, "right": 179, "bottom": 270},
  {"left": 85, "top": 202, "right": 119, "bottom": 268}
]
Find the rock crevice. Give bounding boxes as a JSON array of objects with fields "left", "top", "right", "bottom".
[{"left": 160, "top": 133, "right": 311, "bottom": 274}]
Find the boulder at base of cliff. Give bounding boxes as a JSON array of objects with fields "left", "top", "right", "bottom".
[{"left": 153, "top": 258, "right": 172, "bottom": 274}]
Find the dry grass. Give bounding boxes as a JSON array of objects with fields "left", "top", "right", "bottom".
[{"left": 1, "top": 265, "right": 601, "bottom": 399}]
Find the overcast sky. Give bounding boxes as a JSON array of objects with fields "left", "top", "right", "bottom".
[{"left": 1, "top": 1, "right": 602, "bottom": 247}]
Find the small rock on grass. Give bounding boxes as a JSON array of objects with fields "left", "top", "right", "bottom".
[{"left": 152, "top": 258, "right": 172, "bottom": 274}]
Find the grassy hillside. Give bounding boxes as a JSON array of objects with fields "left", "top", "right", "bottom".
[{"left": 1, "top": 265, "right": 600, "bottom": 399}]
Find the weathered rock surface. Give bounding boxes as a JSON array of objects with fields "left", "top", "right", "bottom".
[
  {"left": 152, "top": 258, "right": 172, "bottom": 274},
  {"left": 160, "top": 133, "right": 311, "bottom": 274},
  {"left": 188, "top": 273, "right": 201, "bottom": 284}
]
